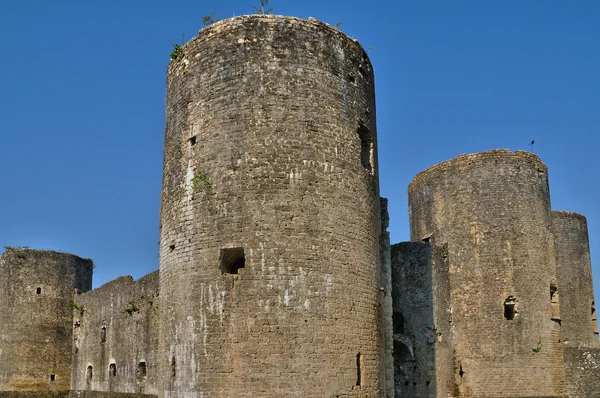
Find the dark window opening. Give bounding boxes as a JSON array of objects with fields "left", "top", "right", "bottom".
[
  {"left": 169, "top": 244, "right": 175, "bottom": 251},
  {"left": 357, "top": 123, "right": 373, "bottom": 173},
  {"left": 101, "top": 326, "right": 106, "bottom": 343},
  {"left": 422, "top": 236, "right": 431, "bottom": 243},
  {"left": 50, "top": 374, "right": 56, "bottom": 382},
  {"left": 171, "top": 356, "right": 176, "bottom": 377},
  {"left": 109, "top": 363, "right": 116, "bottom": 377},
  {"left": 347, "top": 74, "right": 356, "bottom": 84},
  {"left": 36, "top": 287, "right": 41, "bottom": 295},
  {"left": 459, "top": 363, "right": 465, "bottom": 378},
  {"left": 504, "top": 296, "right": 517, "bottom": 320},
  {"left": 550, "top": 284, "right": 558, "bottom": 300},
  {"left": 189, "top": 136, "right": 197, "bottom": 146},
  {"left": 426, "top": 381, "right": 431, "bottom": 386},
  {"left": 593, "top": 302, "right": 598, "bottom": 335},
  {"left": 393, "top": 312, "right": 404, "bottom": 334},
  {"left": 393, "top": 340, "right": 414, "bottom": 362},
  {"left": 220, "top": 248, "right": 245, "bottom": 274},
  {"left": 86, "top": 366, "right": 93, "bottom": 380},
  {"left": 138, "top": 361, "right": 147, "bottom": 377},
  {"left": 550, "top": 283, "right": 561, "bottom": 321},
  {"left": 356, "top": 353, "right": 362, "bottom": 387}
]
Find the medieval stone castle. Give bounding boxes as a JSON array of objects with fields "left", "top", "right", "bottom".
[{"left": 0, "top": 15, "right": 598, "bottom": 398}]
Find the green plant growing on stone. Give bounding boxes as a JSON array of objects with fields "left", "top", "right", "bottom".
[
  {"left": 532, "top": 336, "right": 542, "bottom": 353},
  {"left": 203, "top": 12, "right": 218, "bottom": 26},
  {"left": 170, "top": 44, "right": 184, "bottom": 61},
  {"left": 4, "top": 245, "right": 28, "bottom": 259},
  {"left": 123, "top": 301, "right": 139, "bottom": 316},
  {"left": 4, "top": 245, "right": 29, "bottom": 251},
  {"left": 252, "top": 0, "right": 274, "bottom": 14},
  {"left": 192, "top": 171, "right": 212, "bottom": 193},
  {"left": 70, "top": 301, "right": 86, "bottom": 316},
  {"left": 335, "top": 21, "right": 343, "bottom": 28}
]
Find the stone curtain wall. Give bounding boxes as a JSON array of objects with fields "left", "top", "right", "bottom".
[
  {"left": 391, "top": 242, "right": 454, "bottom": 398},
  {"left": 71, "top": 273, "right": 159, "bottom": 395},
  {"left": 379, "top": 198, "right": 394, "bottom": 397},
  {"left": 159, "top": 15, "right": 382, "bottom": 397},
  {"left": 0, "top": 250, "right": 93, "bottom": 392},
  {"left": 407, "top": 150, "right": 566, "bottom": 397}
]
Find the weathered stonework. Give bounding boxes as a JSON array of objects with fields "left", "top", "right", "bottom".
[
  {"left": 552, "top": 211, "right": 599, "bottom": 348},
  {"left": 159, "top": 14, "right": 382, "bottom": 398},
  {"left": 0, "top": 249, "right": 93, "bottom": 392},
  {"left": 391, "top": 242, "right": 454, "bottom": 398},
  {"left": 407, "top": 150, "right": 567, "bottom": 397},
  {"left": 71, "top": 273, "right": 159, "bottom": 395},
  {"left": 0, "top": 14, "right": 598, "bottom": 398},
  {"left": 379, "top": 198, "right": 394, "bottom": 397}
]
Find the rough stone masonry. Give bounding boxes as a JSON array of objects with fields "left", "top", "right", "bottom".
[{"left": 0, "top": 15, "right": 598, "bottom": 398}]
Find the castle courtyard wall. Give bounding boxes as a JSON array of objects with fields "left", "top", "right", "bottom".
[
  {"left": 391, "top": 242, "right": 455, "bottom": 398},
  {"left": 71, "top": 273, "right": 159, "bottom": 396}
]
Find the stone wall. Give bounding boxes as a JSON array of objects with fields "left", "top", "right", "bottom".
[
  {"left": 552, "top": 211, "right": 599, "bottom": 348},
  {"left": 408, "top": 150, "right": 566, "bottom": 397},
  {"left": 391, "top": 242, "right": 454, "bottom": 398},
  {"left": 71, "top": 273, "right": 159, "bottom": 395},
  {"left": 563, "top": 347, "right": 600, "bottom": 398},
  {"left": 379, "top": 198, "right": 394, "bottom": 397},
  {"left": 159, "top": 14, "right": 382, "bottom": 397},
  {"left": 0, "top": 250, "right": 93, "bottom": 391}
]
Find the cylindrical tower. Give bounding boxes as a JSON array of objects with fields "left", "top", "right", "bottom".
[
  {"left": 552, "top": 211, "right": 599, "bottom": 348},
  {"left": 408, "top": 150, "right": 566, "bottom": 397},
  {"left": 0, "top": 249, "right": 93, "bottom": 391},
  {"left": 158, "top": 15, "right": 381, "bottom": 397}
]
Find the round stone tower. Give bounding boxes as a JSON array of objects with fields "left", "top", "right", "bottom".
[
  {"left": 408, "top": 150, "right": 566, "bottom": 397},
  {"left": 552, "top": 211, "right": 599, "bottom": 348},
  {"left": 0, "top": 249, "right": 93, "bottom": 391},
  {"left": 158, "top": 15, "right": 382, "bottom": 397}
]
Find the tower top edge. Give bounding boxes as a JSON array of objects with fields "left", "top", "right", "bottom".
[
  {"left": 0, "top": 247, "right": 93, "bottom": 263},
  {"left": 408, "top": 149, "right": 546, "bottom": 190}
]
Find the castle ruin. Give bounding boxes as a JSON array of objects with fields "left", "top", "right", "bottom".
[{"left": 0, "top": 15, "right": 598, "bottom": 398}]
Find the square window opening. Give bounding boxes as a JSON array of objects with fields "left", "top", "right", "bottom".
[{"left": 220, "top": 248, "right": 245, "bottom": 275}]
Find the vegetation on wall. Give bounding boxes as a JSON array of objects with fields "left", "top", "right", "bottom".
[
  {"left": 253, "top": 0, "right": 274, "bottom": 14},
  {"left": 123, "top": 301, "right": 140, "bottom": 316},
  {"left": 192, "top": 172, "right": 212, "bottom": 193}
]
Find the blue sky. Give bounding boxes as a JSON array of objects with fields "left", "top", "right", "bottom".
[{"left": 1, "top": 1, "right": 599, "bottom": 306}]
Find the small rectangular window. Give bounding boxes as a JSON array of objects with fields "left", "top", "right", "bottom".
[
  {"left": 357, "top": 124, "right": 373, "bottom": 174},
  {"left": 220, "top": 248, "right": 245, "bottom": 274},
  {"left": 50, "top": 374, "right": 56, "bottom": 382},
  {"left": 356, "top": 353, "right": 363, "bottom": 387},
  {"left": 36, "top": 287, "right": 41, "bottom": 295},
  {"left": 504, "top": 296, "right": 518, "bottom": 320},
  {"left": 138, "top": 361, "right": 147, "bottom": 377}
]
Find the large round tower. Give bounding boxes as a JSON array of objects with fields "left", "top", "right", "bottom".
[
  {"left": 408, "top": 150, "right": 566, "bottom": 397},
  {"left": 158, "top": 15, "right": 382, "bottom": 397},
  {"left": 0, "top": 249, "right": 93, "bottom": 391},
  {"left": 552, "top": 211, "right": 599, "bottom": 348}
]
